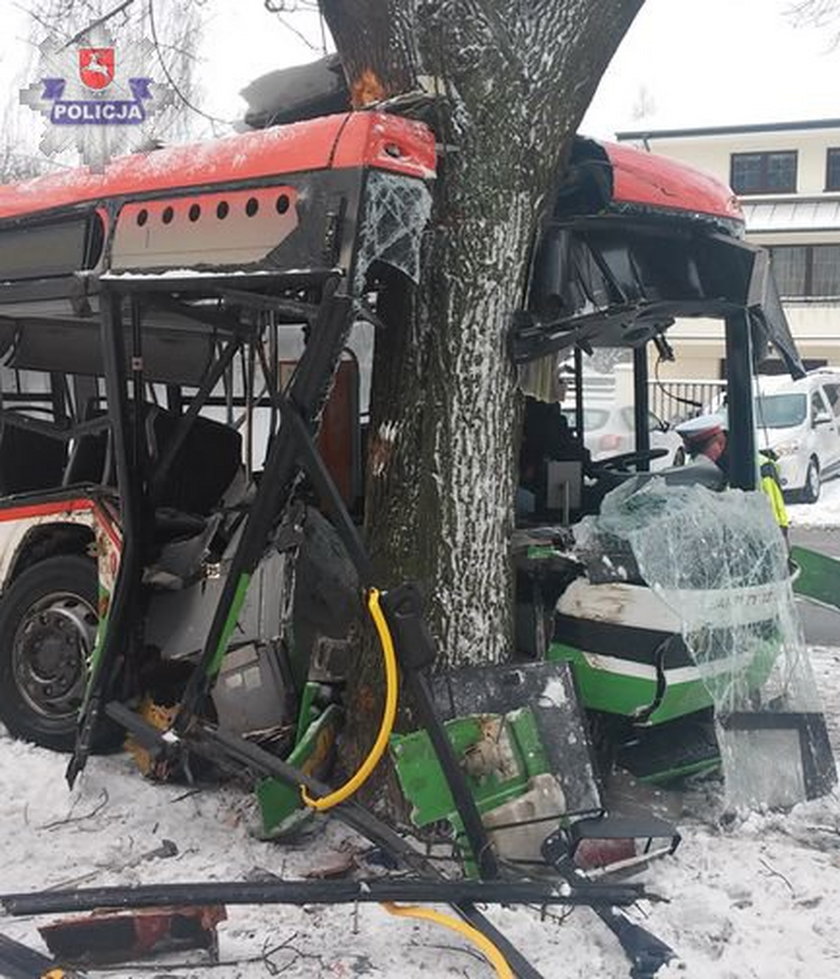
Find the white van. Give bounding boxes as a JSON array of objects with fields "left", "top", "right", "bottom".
[{"left": 754, "top": 370, "right": 840, "bottom": 503}]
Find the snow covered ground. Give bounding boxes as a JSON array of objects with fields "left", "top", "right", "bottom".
[
  {"left": 0, "top": 649, "right": 839, "bottom": 979},
  {"left": 787, "top": 476, "right": 840, "bottom": 528}
]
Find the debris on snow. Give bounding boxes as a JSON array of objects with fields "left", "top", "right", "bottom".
[{"left": 0, "top": 648, "right": 838, "bottom": 978}]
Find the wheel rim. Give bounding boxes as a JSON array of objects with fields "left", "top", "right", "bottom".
[
  {"left": 11, "top": 591, "right": 98, "bottom": 721},
  {"left": 808, "top": 463, "right": 820, "bottom": 498}
]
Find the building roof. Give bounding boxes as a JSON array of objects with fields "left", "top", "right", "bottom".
[
  {"left": 616, "top": 118, "right": 840, "bottom": 141},
  {"left": 742, "top": 198, "right": 840, "bottom": 233}
]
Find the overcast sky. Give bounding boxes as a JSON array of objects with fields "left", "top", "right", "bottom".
[
  {"left": 1, "top": 0, "right": 840, "bottom": 148},
  {"left": 582, "top": 0, "right": 840, "bottom": 136}
]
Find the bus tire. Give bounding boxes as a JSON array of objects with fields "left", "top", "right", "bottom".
[{"left": 0, "top": 555, "right": 119, "bottom": 753}]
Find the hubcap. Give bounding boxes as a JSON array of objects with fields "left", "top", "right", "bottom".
[
  {"left": 12, "top": 591, "right": 98, "bottom": 721},
  {"left": 809, "top": 465, "right": 820, "bottom": 498}
]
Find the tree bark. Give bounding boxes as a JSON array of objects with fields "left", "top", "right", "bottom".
[{"left": 323, "top": 0, "right": 644, "bottom": 799}]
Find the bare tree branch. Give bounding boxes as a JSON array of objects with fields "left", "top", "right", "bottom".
[
  {"left": 12, "top": 0, "right": 72, "bottom": 42},
  {"left": 787, "top": 0, "right": 840, "bottom": 48},
  {"left": 59, "top": 0, "right": 136, "bottom": 49},
  {"left": 788, "top": 0, "right": 840, "bottom": 28}
]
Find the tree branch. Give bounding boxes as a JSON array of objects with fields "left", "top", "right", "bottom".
[
  {"left": 788, "top": 0, "right": 840, "bottom": 28},
  {"left": 59, "top": 0, "right": 136, "bottom": 49},
  {"left": 13, "top": 1, "right": 72, "bottom": 42}
]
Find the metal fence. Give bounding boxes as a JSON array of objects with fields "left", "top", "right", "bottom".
[{"left": 648, "top": 378, "right": 727, "bottom": 425}]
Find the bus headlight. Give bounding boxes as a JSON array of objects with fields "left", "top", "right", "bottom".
[{"left": 773, "top": 441, "right": 800, "bottom": 457}]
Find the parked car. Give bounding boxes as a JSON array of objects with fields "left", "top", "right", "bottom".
[
  {"left": 563, "top": 405, "right": 686, "bottom": 469},
  {"left": 753, "top": 370, "right": 840, "bottom": 503}
]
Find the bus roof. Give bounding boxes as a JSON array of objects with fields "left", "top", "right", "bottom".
[
  {"left": 0, "top": 116, "right": 737, "bottom": 230},
  {"left": 0, "top": 112, "right": 436, "bottom": 221},
  {"left": 601, "top": 139, "right": 743, "bottom": 226},
  {"left": 555, "top": 137, "right": 744, "bottom": 233}
]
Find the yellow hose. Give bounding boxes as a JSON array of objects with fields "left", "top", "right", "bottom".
[
  {"left": 301, "top": 587, "right": 399, "bottom": 811},
  {"left": 381, "top": 902, "right": 513, "bottom": 979},
  {"left": 301, "top": 596, "right": 511, "bottom": 977}
]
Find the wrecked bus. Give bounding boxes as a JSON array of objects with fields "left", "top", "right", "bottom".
[
  {"left": 507, "top": 138, "right": 834, "bottom": 799},
  {"left": 0, "top": 113, "right": 833, "bottom": 846},
  {"left": 0, "top": 112, "right": 434, "bottom": 772}
]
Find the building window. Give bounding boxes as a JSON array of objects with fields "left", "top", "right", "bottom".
[
  {"left": 769, "top": 246, "right": 807, "bottom": 296},
  {"left": 826, "top": 148, "right": 840, "bottom": 191},
  {"left": 769, "top": 244, "right": 840, "bottom": 298},
  {"left": 730, "top": 151, "right": 797, "bottom": 194},
  {"left": 810, "top": 244, "right": 840, "bottom": 295}
]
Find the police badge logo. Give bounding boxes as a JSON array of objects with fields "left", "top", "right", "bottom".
[{"left": 20, "top": 26, "right": 177, "bottom": 171}]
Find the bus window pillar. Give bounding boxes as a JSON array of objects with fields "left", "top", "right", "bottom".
[
  {"left": 573, "top": 347, "right": 584, "bottom": 440},
  {"left": 724, "top": 311, "right": 757, "bottom": 492},
  {"left": 633, "top": 345, "right": 650, "bottom": 471}
]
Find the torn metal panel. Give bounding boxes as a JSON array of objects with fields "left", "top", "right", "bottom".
[
  {"left": 747, "top": 251, "right": 805, "bottom": 379},
  {"left": 241, "top": 55, "right": 350, "bottom": 129},
  {"left": 390, "top": 662, "right": 602, "bottom": 868},
  {"left": 519, "top": 225, "right": 802, "bottom": 373},
  {"left": 432, "top": 661, "right": 602, "bottom": 816},
  {"left": 39, "top": 906, "right": 226, "bottom": 965}
]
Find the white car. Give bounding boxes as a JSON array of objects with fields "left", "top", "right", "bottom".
[
  {"left": 563, "top": 405, "right": 686, "bottom": 470},
  {"left": 754, "top": 371, "right": 840, "bottom": 503}
]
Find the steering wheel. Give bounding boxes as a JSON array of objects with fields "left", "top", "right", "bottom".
[{"left": 588, "top": 447, "right": 669, "bottom": 474}]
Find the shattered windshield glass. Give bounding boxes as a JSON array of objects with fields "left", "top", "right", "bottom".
[
  {"left": 575, "top": 478, "right": 832, "bottom": 810},
  {"left": 353, "top": 171, "right": 432, "bottom": 293}
]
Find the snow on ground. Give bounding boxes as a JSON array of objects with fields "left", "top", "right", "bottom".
[
  {"left": 787, "top": 477, "right": 840, "bottom": 528},
  {"left": 1, "top": 651, "right": 839, "bottom": 979}
]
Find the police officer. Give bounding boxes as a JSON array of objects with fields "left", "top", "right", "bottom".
[
  {"left": 673, "top": 414, "right": 728, "bottom": 490},
  {"left": 675, "top": 413, "right": 790, "bottom": 545}
]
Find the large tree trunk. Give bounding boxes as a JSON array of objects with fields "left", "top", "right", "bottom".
[{"left": 323, "top": 0, "right": 643, "bottom": 796}]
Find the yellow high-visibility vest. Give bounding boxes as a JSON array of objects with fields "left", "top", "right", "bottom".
[{"left": 759, "top": 453, "right": 789, "bottom": 530}]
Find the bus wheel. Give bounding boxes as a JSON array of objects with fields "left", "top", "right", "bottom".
[{"left": 0, "top": 556, "right": 106, "bottom": 753}]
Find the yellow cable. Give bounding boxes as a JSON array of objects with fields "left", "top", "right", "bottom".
[
  {"left": 301, "top": 587, "right": 398, "bottom": 811},
  {"left": 301, "top": 595, "right": 512, "bottom": 978},
  {"left": 381, "top": 902, "right": 514, "bottom": 979}
]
